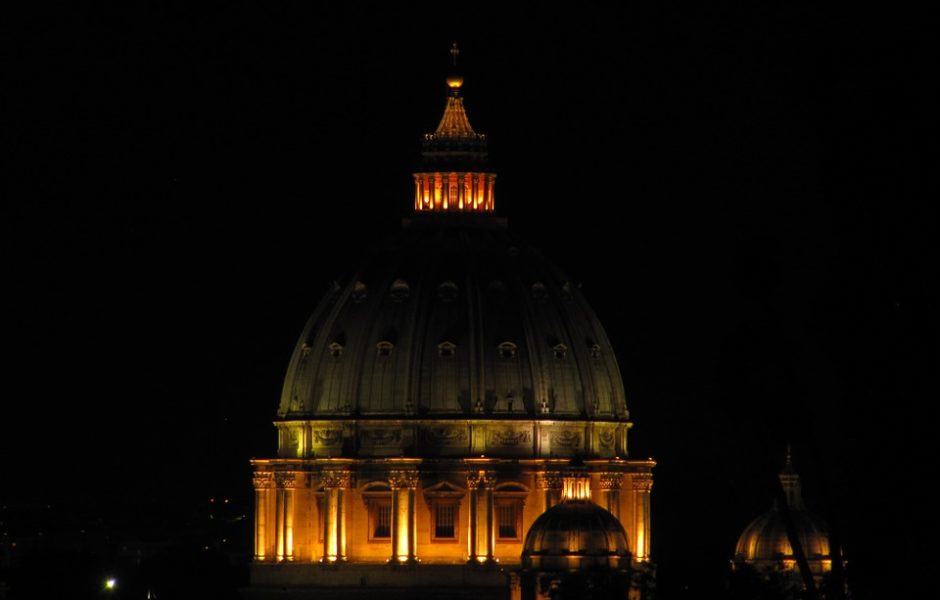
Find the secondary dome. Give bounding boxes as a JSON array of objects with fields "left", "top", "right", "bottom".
[
  {"left": 734, "top": 450, "right": 833, "bottom": 576},
  {"left": 522, "top": 500, "right": 630, "bottom": 571},
  {"left": 735, "top": 509, "right": 830, "bottom": 565}
]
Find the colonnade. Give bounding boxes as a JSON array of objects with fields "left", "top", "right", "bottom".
[{"left": 252, "top": 467, "right": 652, "bottom": 563}]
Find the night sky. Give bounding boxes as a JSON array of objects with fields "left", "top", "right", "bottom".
[{"left": 5, "top": 4, "right": 937, "bottom": 599}]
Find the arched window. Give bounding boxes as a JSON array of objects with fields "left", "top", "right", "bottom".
[
  {"left": 328, "top": 342, "right": 344, "bottom": 358},
  {"left": 376, "top": 341, "right": 394, "bottom": 358},
  {"left": 389, "top": 279, "right": 410, "bottom": 302},
  {"left": 438, "top": 280, "right": 459, "bottom": 302},
  {"left": 351, "top": 281, "right": 368, "bottom": 303},
  {"left": 498, "top": 341, "right": 517, "bottom": 359}
]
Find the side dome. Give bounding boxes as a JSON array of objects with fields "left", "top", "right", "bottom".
[
  {"left": 735, "top": 509, "right": 830, "bottom": 564},
  {"left": 522, "top": 500, "right": 631, "bottom": 571},
  {"left": 734, "top": 450, "right": 833, "bottom": 575},
  {"left": 278, "top": 229, "right": 627, "bottom": 421}
]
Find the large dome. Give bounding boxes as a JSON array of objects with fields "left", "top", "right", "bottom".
[
  {"left": 279, "top": 224, "right": 627, "bottom": 421},
  {"left": 249, "top": 59, "right": 655, "bottom": 588},
  {"left": 270, "top": 68, "right": 632, "bottom": 461}
]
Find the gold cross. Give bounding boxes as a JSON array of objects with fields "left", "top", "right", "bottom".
[{"left": 450, "top": 42, "right": 460, "bottom": 67}]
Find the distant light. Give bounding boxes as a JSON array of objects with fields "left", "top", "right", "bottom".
[{"left": 104, "top": 578, "right": 117, "bottom": 590}]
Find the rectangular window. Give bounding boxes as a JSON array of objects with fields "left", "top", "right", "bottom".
[
  {"left": 497, "top": 502, "right": 518, "bottom": 539},
  {"left": 434, "top": 503, "right": 456, "bottom": 539},
  {"left": 372, "top": 501, "right": 391, "bottom": 539}
]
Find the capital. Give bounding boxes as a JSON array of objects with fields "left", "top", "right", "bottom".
[
  {"left": 467, "top": 470, "right": 496, "bottom": 490},
  {"left": 320, "top": 469, "right": 352, "bottom": 489},
  {"left": 631, "top": 473, "right": 653, "bottom": 492},
  {"left": 275, "top": 471, "right": 298, "bottom": 489},
  {"left": 252, "top": 471, "right": 275, "bottom": 490},
  {"left": 598, "top": 472, "right": 624, "bottom": 491},
  {"left": 389, "top": 469, "right": 420, "bottom": 490},
  {"left": 535, "top": 471, "right": 564, "bottom": 490}
]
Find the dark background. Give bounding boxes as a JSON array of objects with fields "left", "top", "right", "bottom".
[{"left": 5, "top": 3, "right": 936, "bottom": 599}]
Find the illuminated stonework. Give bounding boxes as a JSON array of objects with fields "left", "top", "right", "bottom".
[{"left": 248, "top": 57, "right": 654, "bottom": 599}]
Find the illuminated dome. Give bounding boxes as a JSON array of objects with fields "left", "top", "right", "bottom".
[
  {"left": 734, "top": 451, "right": 833, "bottom": 575},
  {"left": 249, "top": 58, "right": 653, "bottom": 593},
  {"left": 280, "top": 229, "right": 627, "bottom": 418},
  {"left": 275, "top": 71, "right": 631, "bottom": 460},
  {"left": 522, "top": 477, "right": 631, "bottom": 571},
  {"left": 275, "top": 224, "right": 631, "bottom": 458}
]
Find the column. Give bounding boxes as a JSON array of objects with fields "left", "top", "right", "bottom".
[
  {"left": 414, "top": 174, "right": 421, "bottom": 211},
  {"left": 467, "top": 472, "right": 480, "bottom": 562},
  {"left": 482, "top": 472, "right": 496, "bottom": 563},
  {"left": 320, "top": 469, "right": 351, "bottom": 562},
  {"left": 599, "top": 472, "right": 623, "bottom": 520},
  {"left": 252, "top": 471, "right": 274, "bottom": 561},
  {"left": 536, "top": 471, "right": 563, "bottom": 513},
  {"left": 486, "top": 174, "right": 496, "bottom": 211},
  {"left": 389, "top": 469, "right": 419, "bottom": 563},
  {"left": 274, "top": 472, "right": 296, "bottom": 562},
  {"left": 632, "top": 473, "right": 653, "bottom": 561}
]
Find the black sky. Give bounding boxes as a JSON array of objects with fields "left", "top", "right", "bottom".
[{"left": 5, "top": 4, "right": 937, "bottom": 599}]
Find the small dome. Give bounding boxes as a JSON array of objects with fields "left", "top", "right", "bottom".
[
  {"left": 734, "top": 450, "right": 833, "bottom": 575},
  {"left": 522, "top": 500, "right": 631, "bottom": 571},
  {"left": 735, "top": 508, "right": 830, "bottom": 564}
]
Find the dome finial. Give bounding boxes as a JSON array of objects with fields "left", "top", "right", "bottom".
[{"left": 446, "top": 42, "right": 464, "bottom": 92}]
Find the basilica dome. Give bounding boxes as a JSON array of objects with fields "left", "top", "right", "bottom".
[
  {"left": 249, "top": 55, "right": 654, "bottom": 586},
  {"left": 278, "top": 226, "right": 627, "bottom": 422},
  {"left": 271, "top": 71, "right": 631, "bottom": 461}
]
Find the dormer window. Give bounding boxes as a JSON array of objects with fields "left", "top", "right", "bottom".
[
  {"left": 351, "top": 281, "right": 368, "bottom": 304},
  {"left": 389, "top": 279, "right": 410, "bottom": 302},
  {"left": 498, "top": 341, "right": 517, "bottom": 359},
  {"left": 552, "top": 343, "right": 568, "bottom": 360},
  {"left": 328, "top": 342, "right": 344, "bottom": 359},
  {"left": 590, "top": 343, "right": 601, "bottom": 359},
  {"left": 438, "top": 341, "right": 457, "bottom": 358},
  {"left": 438, "top": 280, "right": 459, "bottom": 302},
  {"left": 531, "top": 282, "right": 548, "bottom": 302},
  {"left": 376, "top": 341, "right": 394, "bottom": 358}
]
